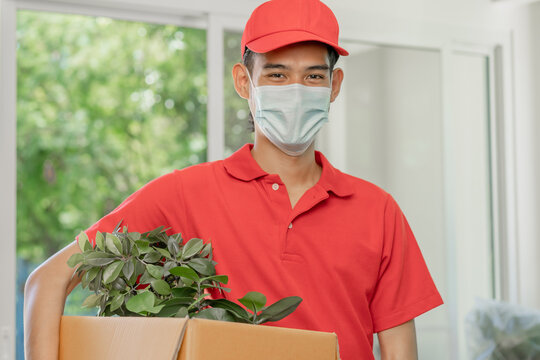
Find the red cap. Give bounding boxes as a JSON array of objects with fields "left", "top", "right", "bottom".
[{"left": 241, "top": 0, "right": 349, "bottom": 58}]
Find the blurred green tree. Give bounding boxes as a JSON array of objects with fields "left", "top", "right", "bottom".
[{"left": 16, "top": 11, "right": 207, "bottom": 263}]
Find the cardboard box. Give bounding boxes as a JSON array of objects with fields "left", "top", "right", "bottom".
[{"left": 59, "top": 316, "right": 340, "bottom": 360}]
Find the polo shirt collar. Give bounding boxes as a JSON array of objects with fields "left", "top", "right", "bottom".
[
  {"left": 223, "top": 144, "right": 267, "bottom": 181},
  {"left": 223, "top": 144, "right": 353, "bottom": 197}
]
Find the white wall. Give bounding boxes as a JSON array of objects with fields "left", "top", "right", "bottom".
[{"left": 320, "top": 0, "right": 540, "bottom": 309}]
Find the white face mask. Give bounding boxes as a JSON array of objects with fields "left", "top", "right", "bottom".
[{"left": 247, "top": 72, "right": 332, "bottom": 156}]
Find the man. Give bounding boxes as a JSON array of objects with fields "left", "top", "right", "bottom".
[{"left": 24, "top": 0, "right": 443, "bottom": 359}]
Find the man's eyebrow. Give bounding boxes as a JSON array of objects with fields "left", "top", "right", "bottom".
[
  {"left": 306, "top": 64, "right": 330, "bottom": 71},
  {"left": 261, "top": 63, "right": 330, "bottom": 71},
  {"left": 263, "top": 63, "right": 289, "bottom": 70}
]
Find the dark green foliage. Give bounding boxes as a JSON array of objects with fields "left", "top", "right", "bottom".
[{"left": 68, "top": 225, "right": 302, "bottom": 324}]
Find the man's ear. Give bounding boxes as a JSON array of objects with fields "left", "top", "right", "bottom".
[
  {"left": 232, "top": 63, "right": 250, "bottom": 100},
  {"left": 330, "top": 67, "right": 344, "bottom": 103}
]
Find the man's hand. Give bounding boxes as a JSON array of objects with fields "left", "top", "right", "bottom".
[
  {"left": 377, "top": 319, "right": 418, "bottom": 360},
  {"left": 24, "top": 241, "right": 82, "bottom": 360}
]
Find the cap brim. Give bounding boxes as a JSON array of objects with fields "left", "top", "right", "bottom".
[{"left": 246, "top": 30, "right": 349, "bottom": 56}]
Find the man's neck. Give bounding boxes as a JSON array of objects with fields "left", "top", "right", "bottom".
[{"left": 250, "top": 134, "right": 322, "bottom": 190}]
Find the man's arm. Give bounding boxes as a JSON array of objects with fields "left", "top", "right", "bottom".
[
  {"left": 377, "top": 319, "right": 418, "bottom": 360},
  {"left": 24, "top": 241, "right": 82, "bottom": 360}
]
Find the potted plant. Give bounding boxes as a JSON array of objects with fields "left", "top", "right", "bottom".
[{"left": 68, "top": 223, "right": 302, "bottom": 324}]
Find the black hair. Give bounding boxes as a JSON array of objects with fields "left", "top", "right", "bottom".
[{"left": 242, "top": 44, "right": 340, "bottom": 131}]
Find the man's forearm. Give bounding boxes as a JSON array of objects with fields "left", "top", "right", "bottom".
[
  {"left": 378, "top": 319, "right": 418, "bottom": 360},
  {"left": 24, "top": 271, "right": 67, "bottom": 359},
  {"left": 24, "top": 242, "right": 81, "bottom": 360}
]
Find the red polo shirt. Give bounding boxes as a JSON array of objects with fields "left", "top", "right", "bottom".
[{"left": 83, "top": 143, "right": 443, "bottom": 360}]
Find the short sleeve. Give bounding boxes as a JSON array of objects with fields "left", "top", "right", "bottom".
[
  {"left": 369, "top": 194, "right": 444, "bottom": 333},
  {"left": 77, "top": 171, "right": 184, "bottom": 245}
]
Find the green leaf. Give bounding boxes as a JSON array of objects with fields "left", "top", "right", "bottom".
[
  {"left": 126, "top": 291, "right": 156, "bottom": 314},
  {"left": 103, "top": 260, "right": 124, "bottom": 284},
  {"left": 151, "top": 279, "right": 171, "bottom": 295},
  {"left": 67, "top": 253, "right": 84, "bottom": 268},
  {"left": 187, "top": 293, "right": 210, "bottom": 310},
  {"left": 139, "top": 270, "right": 153, "bottom": 285},
  {"left": 127, "top": 232, "right": 141, "bottom": 242},
  {"left": 82, "top": 293, "right": 101, "bottom": 308},
  {"left": 163, "top": 261, "right": 177, "bottom": 274},
  {"left": 106, "top": 233, "right": 123, "bottom": 256},
  {"left": 193, "top": 308, "right": 236, "bottom": 322},
  {"left": 131, "top": 244, "right": 140, "bottom": 258},
  {"left": 144, "top": 226, "right": 165, "bottom": 238},
  {"left": 200, "top": 243, "right": 212, "bottom": 258},
  {"left": 179, "top": 278, "right": 194, "bottom": 287},
  {"left": 84, "top": 252, "right": 117, "bottom": 266},
  {"left": 147, "top": 264, "right": 164, "bottom": 279},
  {"left": 147, "top": 304, "right": 165, "bottom": 314},
  {"left": 109, "top": 293, "right": 125, "bottom": 312},
  {"left": 167, "top": 236, "right": 180, "bottom": 257},
  {"left": 169, "top": 266, "right": 199, "bottom": 282},
  {"left": 135, "top": 240, "right": 151, "bottom": 254},
  {"left": 171, "top": 287, "right": 197, "bottom": 298},
  {"left": 81, "top": 267, "right": 100, "bottom": 288},
  {"left": 83, "top": 240, "right": 93, "bottom": 252},
  {"left": 182, "top": 238, "right": 204, "bottom": 259},
  {"left": 77, "top": 231, "right": 90, "bottom": 252},
  {"left": 163, "top": 298, "right": 195, "bottom": 308},
  {"left": 206, "top": 299, "right": 250, "bottom": 322},
  {"left": 88, "top": 269, "right": 103, "bottom": 292},
  {"left": 122, "top": 259, "right": 134, "bottom": 279},
  {"left": 255, "top": 296, "right": 303, "bottom": 324},
  {"left": 121, "top": 236, "right": 131, "bottom": 255},
  {"left": 200, "top": 274, "right": 228, "bottom": 284},
  {"left": 113, "top": 220, "right": 123, "bottom": 233},
  {"left": 143, "top": 250, "right": 161, "bottom": 263},
  {"left": 200, "top": 284, "right": 231, "bottom": 292},
  {"left": 175, "top": 307, "right": 189, "bottom": 318},
  {"left": 187, "top": 258, "right": 215, "bottom": 276},
  {"left": 112, "top": 277, "right": 127, "bottom": 291},
  {"left": 133, "top": 260, "right": 145, "bottom": 280},
  {"left": 155, "top": 247, "right": 171, "bottom": 259},
  {"left": 156, "top": 304, "right": 183, "bottom": 317},
  {"left": 238, "top": 291, "right": 267, "bottom": 314},
  {"left": 95, "top": 232, "right": 105, "bottom": 251},
  {"left": 98, "top": 295, "right": 108, "bottom": 315}
]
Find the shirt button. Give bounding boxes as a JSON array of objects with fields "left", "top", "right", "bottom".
[
  {"left": 288, "top": 223, "right": 293, "bottom": 229},
  {"left": 272, "top": 183, "right": 279, "bottom": 191}
]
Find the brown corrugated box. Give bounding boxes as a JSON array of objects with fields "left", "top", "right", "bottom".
[{"left": 59, "top": 316, "right": 340, "bottom": 360}]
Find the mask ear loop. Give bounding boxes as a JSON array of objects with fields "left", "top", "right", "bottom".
[
  {"left": 326, "top": 70, "right": 334, "bottom": 112},
  {"left": 244, "top": 66, "right": 258, "bottom": 123},
  {"left": 245, "top": 66, "right": 256, "bottom": 91}
]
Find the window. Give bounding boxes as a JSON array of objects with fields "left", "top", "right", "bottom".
[{"left": 15, "top": 10, "right": 207, "bottom": 358}]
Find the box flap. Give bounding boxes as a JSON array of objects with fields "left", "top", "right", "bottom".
[
  {"left": 59, "top": 316, "right": 188, "bottom": 360},
  {"left": 178, "top": 318, "right": 338, "bottom": 360}
]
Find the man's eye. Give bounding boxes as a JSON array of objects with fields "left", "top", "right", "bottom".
[
  {"left": 308, "top": 74, "right": 324, "bottom": 79},
  {"left": 269, "top": 73, "right": 284, "bottom": 78}
]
